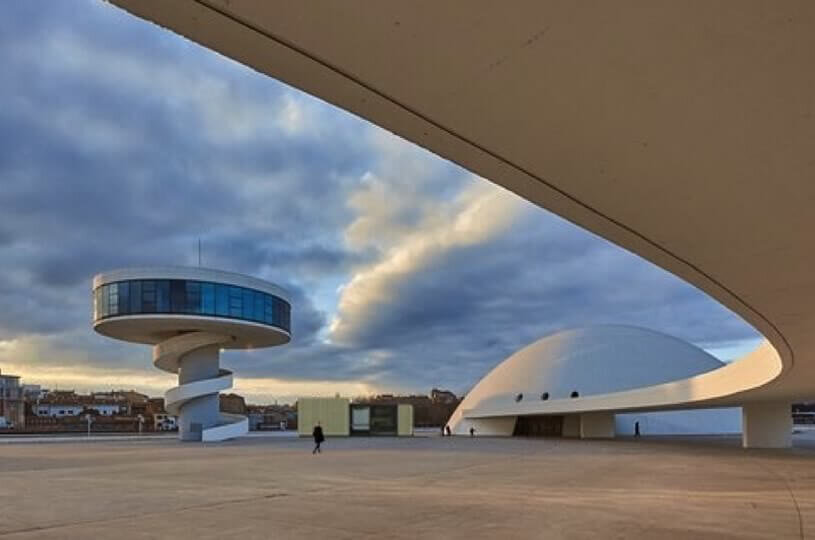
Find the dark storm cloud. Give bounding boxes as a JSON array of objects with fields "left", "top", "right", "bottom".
[
  {"left": 0, "top": 0, "right": 371, "bottom": 343},
  {"left": 327, "top": 207, "right": 760, "bottom": 393}
]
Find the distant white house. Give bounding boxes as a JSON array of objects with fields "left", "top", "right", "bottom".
[
  {"left": 35, "top": 402, "right": 123, "bottom": 417},
  {"left": 154, "top": 413, "right": 178, "bottom": 431}
]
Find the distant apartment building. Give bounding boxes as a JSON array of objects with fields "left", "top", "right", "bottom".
[
  {"left": 34, "top": 403, "right": 84, "bottom": 417},
  {"left": 430, "top": 388, "right": 458, "bottom": 405},
  {"left": 92, "top": 390, "right": 148, "bottom": 402},
  {"left": 219, "top": 393, "right": 247, "bottom": 415},
  {"left": 92, "top": 390, "right": 149, "bottom": 415},
  {"left": 0, "top": 369, "right": 25, "bottom": 428},
  {"left": 356, "top": 389, "right": 460, "bottom": 427},
  {"left": 35, "top": 402, "right": 124, "bottom": 417},
  {"left": 34, "top": 391, "right": 125, "bottom": 417},
  {"left": 0, "top": 369, "right": 182, "bottom": 433},
  {"left": 153, "top": 413, "right": 178, "bottom": 431},
  {"left": 246, "top": 403, "right": 297, "bottom": 430},
  {"left": 22, "top": 384, "right": 43, "bottom": 399},
  {"left": 147, "top": 397, "right": 166, "bottom": 414}
]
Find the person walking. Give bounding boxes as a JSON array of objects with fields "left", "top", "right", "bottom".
[
  {"left": 469, "top": 427, "right": 476, "bottom": 437},
  {"left": 312, "top": 422, "right": 325, "bottom": 454},
  {"left": 634, "top": 421, "right": 641, "bottom": 437},
  {"left": 445, "top": 425, "right": 451, "bottom": 436}
]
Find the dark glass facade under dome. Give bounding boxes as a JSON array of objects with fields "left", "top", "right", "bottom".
[{"left": 93, "top": 279, "right": 291, "bottom": 332}]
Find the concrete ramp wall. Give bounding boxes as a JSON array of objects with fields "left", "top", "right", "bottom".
[{"left": 616, "top": 408, "right": 742, "bottom": 436}]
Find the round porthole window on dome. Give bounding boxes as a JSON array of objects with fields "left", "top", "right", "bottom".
[
  {"left": 541, "top": 392, "right": 549, "bottom": 400},
  {"left": 515, "top": 393, "right": 523, "bottom": 402}
]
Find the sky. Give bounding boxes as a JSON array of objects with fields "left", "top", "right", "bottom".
[{"left": 0, "top": 1, "right": 761, "bottom": 403}]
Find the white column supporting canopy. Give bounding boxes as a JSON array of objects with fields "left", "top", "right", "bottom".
[
  {"left": 742, "top": 402, "right": 792, "bottom": 449},
  {"left": 580, "top": 412, "right": 615, "bottom": 439}
]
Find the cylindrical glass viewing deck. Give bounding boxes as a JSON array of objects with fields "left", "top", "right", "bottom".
[{"left": 93, "top": 278, "right": 291, "bottom": 333}]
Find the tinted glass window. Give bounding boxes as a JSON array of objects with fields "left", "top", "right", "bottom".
[
  {"left": 215, "top": 284, "right": 229, "bottom": 316},
  {"left": 129, "top": 280, "right": 142, "bottom": 313},
  {"left": 185, "top": 281, "right": 201, "bottom": 314},
  {"left": 201, "top": 283, "right": 215, "bottom": 315},
  {"left": 253, "top": 293, "right": 264, "bottom": 323},
  {"left": 94, "top": 288, "right": 102, "bottom": 320},
  {"left": 264, "top": 297, "right": 275, "bottom": 325},
  {"left": 156, "top": 280, "right": 170, "bottom": 313},
  {"left": 282, "top": 302, "right": 291, "bottom": 329},
  {"left": 94, "top": 279, "right": 290, "bottom": 332},
  {"left": 242, "top": 289, "right": 254, "bottom": 320},
  {"left": 100, "top": 285, "right": 109, "bottom": 318},
  {"left": 142, "top": 281, "right": 156, "bottom": 312},
  {"left": 229, "top": 287, "right": 242, "bottom": 317},
  {"left": 273, "top": 297, "right": 282, "bottom": 326},
  {"left": 117, "top": 281, "right": 129, "bottom": 315},
  {"left": 170, "top": 280, "right": 185, "bottom": 313},
  {"left": 108, "top": 283, "right": 119, "bottom": 316}
]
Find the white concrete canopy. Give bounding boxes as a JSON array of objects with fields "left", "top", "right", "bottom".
[{"left": 107, "top": 2, "right": 815, "bottom": 446}]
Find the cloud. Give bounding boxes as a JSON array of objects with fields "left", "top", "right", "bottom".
[
  {"left": 323, "top": 187, "right": 759, "bottom": 393},
  {"left": 332, "top": 177, "right": 523, "bottom": 345}
]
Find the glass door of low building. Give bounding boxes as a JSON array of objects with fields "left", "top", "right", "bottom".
[
  {"left": 351, "top": 405, "right": 371, "bottom": 435},
  {"left": 350, "top": 404, "right": 370, "bottom": 435},
  {"left": 513, "top": 415, "right": 564, "bottom": 437},
  {"left": 369, "top": 405, "right": 397, "bottom": 436}
]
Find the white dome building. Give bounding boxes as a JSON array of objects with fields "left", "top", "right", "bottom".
[{"left": 448, "top": 326, "right": 741, "bottom": 438}]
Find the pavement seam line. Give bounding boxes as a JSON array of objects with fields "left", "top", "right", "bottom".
[{"left": 0, "top": 493, "right": 289, "bottom": 538}]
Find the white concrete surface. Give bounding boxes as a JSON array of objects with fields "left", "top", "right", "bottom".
[
  {"left": 580, "top": 412, "right": 615, "bottom": 439},
  {"left": 3, "top": 435, "right": 814, "bottom": 539},
  {"left": 743, "top": 401, "right": 793, "bottom": 449},
  {"left": 202, "top": 413, "right": 249, "bottom": 443},
  {"left": 616, "top": 408, "right": 742, "bottom": 436},
  {"left": 563, "top": 414, "right": 581, "bottom": 438},
  {"left": 459, "top": 416, "right": 517, "bottom": 437},
  {"left": 159, "top": 333, "right": 243, "bottom": 442},
  {"left": 95, "top": 313, "right": 290, "bottom": 349}
]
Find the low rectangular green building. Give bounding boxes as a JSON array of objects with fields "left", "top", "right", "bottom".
[
  {"left": 297, "top": 397, "right": 350, "bottom": 437},
  {"left": 297, "top": 397, "right": 413, "bottom": 437}
]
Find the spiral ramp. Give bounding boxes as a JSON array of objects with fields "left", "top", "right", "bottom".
[{"left": 153, "top": 332, "right": 248, "bottom": 442}]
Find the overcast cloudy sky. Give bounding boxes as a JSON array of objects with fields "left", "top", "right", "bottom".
[{"left": 0, "top": 1, "right": 761, "bottom": 403}]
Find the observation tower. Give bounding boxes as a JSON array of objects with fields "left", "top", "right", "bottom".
[{"left": 92, "top": 267, "right": 291, "bottom": 442}]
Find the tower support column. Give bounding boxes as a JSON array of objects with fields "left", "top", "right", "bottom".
[
  {"left": 742, "top": 401, "right": 791, "bottom": 448},
  {"left": 177, "top": 344, "right": 221, "bottom": 442}
]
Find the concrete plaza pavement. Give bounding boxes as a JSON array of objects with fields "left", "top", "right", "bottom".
[{"left": 1, "top": 433, "right": 814, "bottom": 539}]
